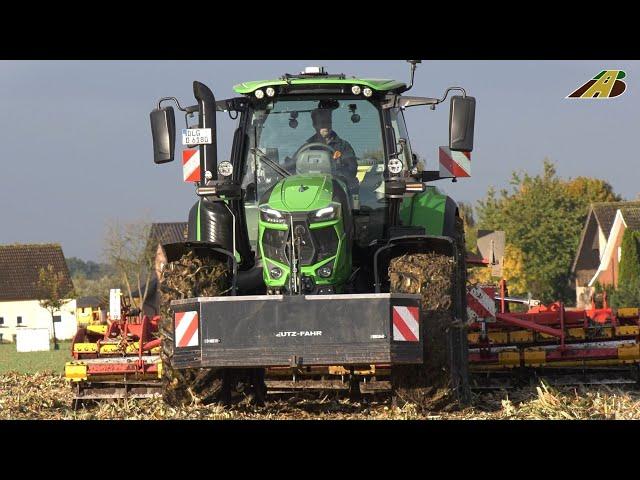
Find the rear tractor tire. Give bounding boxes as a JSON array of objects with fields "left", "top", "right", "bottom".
[
  {"left": 389, "top": 219, "right": 470, "bottom": 411},
  {"left": 159, "top": 250, "right": 229, "bottom": 406}
]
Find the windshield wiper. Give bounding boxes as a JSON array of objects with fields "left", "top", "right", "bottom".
[{"left": 250, "top": 148, "right": 291, "bottom": 178}]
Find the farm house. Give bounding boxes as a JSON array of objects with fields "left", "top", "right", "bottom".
[{"left": 0, "top": 244, "right": 77, "bottom": 343}]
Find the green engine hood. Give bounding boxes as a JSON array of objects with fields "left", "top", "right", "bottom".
[{"left": 264, "top": 174, "right": 334, "bottom": 211}]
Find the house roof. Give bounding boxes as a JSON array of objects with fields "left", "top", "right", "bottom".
[
  {"left": 572, "top": 201, "right": 640, "bottom": 275},
  {"left": 621, "top": 206, "right": 640, "bottom": 231},
  {"left": 0, "top": 244, "right": 74, "bottom": 302},
  {"left": 148, "top": 222, "right": 187, "bottom": 247},
  {"left": 592, "top": 201, "right": 640, "bottom": 237}
]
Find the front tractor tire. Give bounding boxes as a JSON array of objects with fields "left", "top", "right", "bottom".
[
  {"left": 389, "top": 218, "right": 470, "bottom": 410},
  {"left": 159, "top": 250, "right": 229, "bottom": 406}
]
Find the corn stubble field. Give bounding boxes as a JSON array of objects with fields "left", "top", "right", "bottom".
[{"left": 2, "top": 371, "right": 640, "bottom": 419}]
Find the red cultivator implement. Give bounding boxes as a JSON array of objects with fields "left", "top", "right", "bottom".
[
  {"left": 65, "top": 296, "right": 163, "bottom": 406},
  {"left": 467, "top": 280, "right": 640, "bottom": 388}
]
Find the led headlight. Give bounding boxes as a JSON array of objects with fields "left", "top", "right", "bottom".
[
  {"left": 351, "top": 85, "right": 362, "bottom": 95},
  {"left": 269, "top": 266, "right": 283, "bottom": 279},
  {"left": 217, "top": 161, "right": 233, "bottom": 177},
  {"left": 265, "top": 87, "right": 275, "bottom": 97},
  {"left": 259, "top": 205, "right": 286, "bottom": 223},
  {"left": 317, "top": 266, "right": 333, "bottom": 278},
  {"left": 363, "top": 87, "right": 373, "bottom": 97},
  {"left": 255, "top": 89, "right": 265, "bottom": 99},
  {"left": 387, "top": 158, "right": 403, "bottom": 175},
  {"left": 310, "top": 203, "right": 341, "bottom": 222}
]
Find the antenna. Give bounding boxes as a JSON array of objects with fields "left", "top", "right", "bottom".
[{"left": 405, "top": 60, "right": 422, "bottom": 92}]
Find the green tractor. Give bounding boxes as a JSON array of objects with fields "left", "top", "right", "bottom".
[{"left": 150, "top": 62, "right": 476, "bottom": 407}]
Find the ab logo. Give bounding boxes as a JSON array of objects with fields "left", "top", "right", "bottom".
[{"left": 567, "top": 70, "right": 626, "bottom": 99}]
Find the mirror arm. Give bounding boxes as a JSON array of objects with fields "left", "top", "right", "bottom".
[
  {"left": 435, "top": 86, "right": 467, "bottom": 105},
  {"left": 157, "top": 96, "right": 189, "bottom": 112}
]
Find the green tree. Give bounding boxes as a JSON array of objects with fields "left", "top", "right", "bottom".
[
  {"left": 37, "top": 264, "right": 76, "bottom": 350},
  {"left": 476, "top": 159, "right": 623, "bottom": 304},
  {"left": 611, "top": 230, "right": 640, "bottom": 308}
]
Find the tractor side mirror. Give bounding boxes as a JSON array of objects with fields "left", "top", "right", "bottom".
[
  {"left": 449, "top": 96, "right": 475, "bottom": 152},
  {"left": 150, "top": 106, "right": 176, "bottom": 164}
]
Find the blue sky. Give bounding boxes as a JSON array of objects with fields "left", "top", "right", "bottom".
[{"left": 0, "top": 60, "right": 637, "bottom": 261}]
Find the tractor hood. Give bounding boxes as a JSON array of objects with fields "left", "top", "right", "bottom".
[{"left": 265, "top": 174, "right": 333, "bottom": 212}]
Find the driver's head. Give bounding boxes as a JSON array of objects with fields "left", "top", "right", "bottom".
[{"left": 311, "top": 108, "right": 332, "bottom": 139}]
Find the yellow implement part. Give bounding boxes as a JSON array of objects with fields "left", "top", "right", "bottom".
[
  {"left": 87, "top": 325, "right": 107, "bottom": 335},
  {"left": 498, "top": 350, "right": 520, "bottom": 367},
  {"left": 510, "top": 330, "right": 533, "bottom": 343},
  {"left": 97, "top": 342, "right": 140, "bottom": 355},
  {"left": 524, "top": 348, "right": 546, "bottom": 367},
  {"left": 328, "top": 365, "right": 376, "bottom": 376},
  {"left": 73, "top": 343, "right": 98, "bottom": 354},
  {"left": 567, "top": 328, "right": 586, "bottom": 340},
  {"left": 618, "top": 344, "right": 640, "bottom": 362},
  {"left": 157, "top": 360, "right": 163, "bottom": 378},
  {"left": 99, "top": 344, "right": 120, "bottom": 354},
  {"left": 618, "top": 307, "right": 639, "bottom": 318},
  {"left": 65, "top": 362, "right": 88, "bottom": 381},
  {"left": 488, "top": 332, "right": 509, "bottom": 344},
  {"left": 615, "top": 325, "right": 640, "bottom": 336}
]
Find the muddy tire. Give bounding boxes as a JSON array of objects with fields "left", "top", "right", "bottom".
[
  {"left": 159, "top": 250, "right": 229, "bottom": 406},
  {"left": 389, "top": 217, "right": 470, "bottom": 410}
]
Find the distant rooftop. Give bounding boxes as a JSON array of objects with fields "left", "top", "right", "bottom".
[{"left": 0, "top": 244, "right": 74, "bottom": 302}]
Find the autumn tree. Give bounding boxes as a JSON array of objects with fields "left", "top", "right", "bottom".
[
  {"left": 476, "top": 159, "right": 622, "bottom": 304},
  {"left": 37, "top": 264, "right": 75, "bottom": 350},
  {"left": 103, "top": 221, "right": 155, "bottom": 311}
]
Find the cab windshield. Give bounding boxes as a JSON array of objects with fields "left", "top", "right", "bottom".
[{"left": 241, "top": 97, "right": 386, "bottom": 209}]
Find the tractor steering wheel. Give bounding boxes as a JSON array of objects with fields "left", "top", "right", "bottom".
[{"left": 293, "top": 142, "right": 336, "bottom": 161}]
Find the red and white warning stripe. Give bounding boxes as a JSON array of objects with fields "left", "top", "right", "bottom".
[
  {"left": 439, "top": 146, "right": 471, "bottom": 178},
  {"left": 392, "top": 305, "right": 420, "bottom": 342},
  {"left": 182, "top": 148, "right": 201, "bottom": 183},
  {"left": 174, "top": 311, "right": 199, "bottom": 348},
  {"left": 466, "top": 286, "right": 497, "bottom": 323}
]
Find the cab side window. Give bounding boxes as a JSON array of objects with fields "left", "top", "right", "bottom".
[{"left": 389, "top": 108, "right": 414, "bottom": 173}]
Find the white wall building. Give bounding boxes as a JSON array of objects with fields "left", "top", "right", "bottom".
[
  {"left": 0, "top": 298, "right": 77, "bottom": 343},
  {"left": 0, "top": 244, "right": 77, "bottom": 343}
]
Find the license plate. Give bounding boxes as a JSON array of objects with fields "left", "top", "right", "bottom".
[{"left": 182, "top": 128, "right": 212, "bottom": 146}]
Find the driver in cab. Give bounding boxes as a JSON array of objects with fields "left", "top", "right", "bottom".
[{"left": 303, "top": 108, "right": 358, "bottom": 186}]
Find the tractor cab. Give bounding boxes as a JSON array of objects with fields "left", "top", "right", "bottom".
[{"left": 150, "top": 64, "right": 476, "bottom": 295}]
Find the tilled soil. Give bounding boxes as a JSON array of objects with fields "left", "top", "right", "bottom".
[{"left": 3, "top": 372, "right": 640, "bottom": 420}]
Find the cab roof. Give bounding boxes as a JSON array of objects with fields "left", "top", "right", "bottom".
[{"left": 233, "top": 77, "right": 406, "bottom": 95}]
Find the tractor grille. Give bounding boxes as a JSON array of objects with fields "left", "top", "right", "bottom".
[
  {"left": 294, "top": 221, "right": 315, "bottom": 265},
  {"left": 262, "top": 222, "right": 339, "bottom": 266}
]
